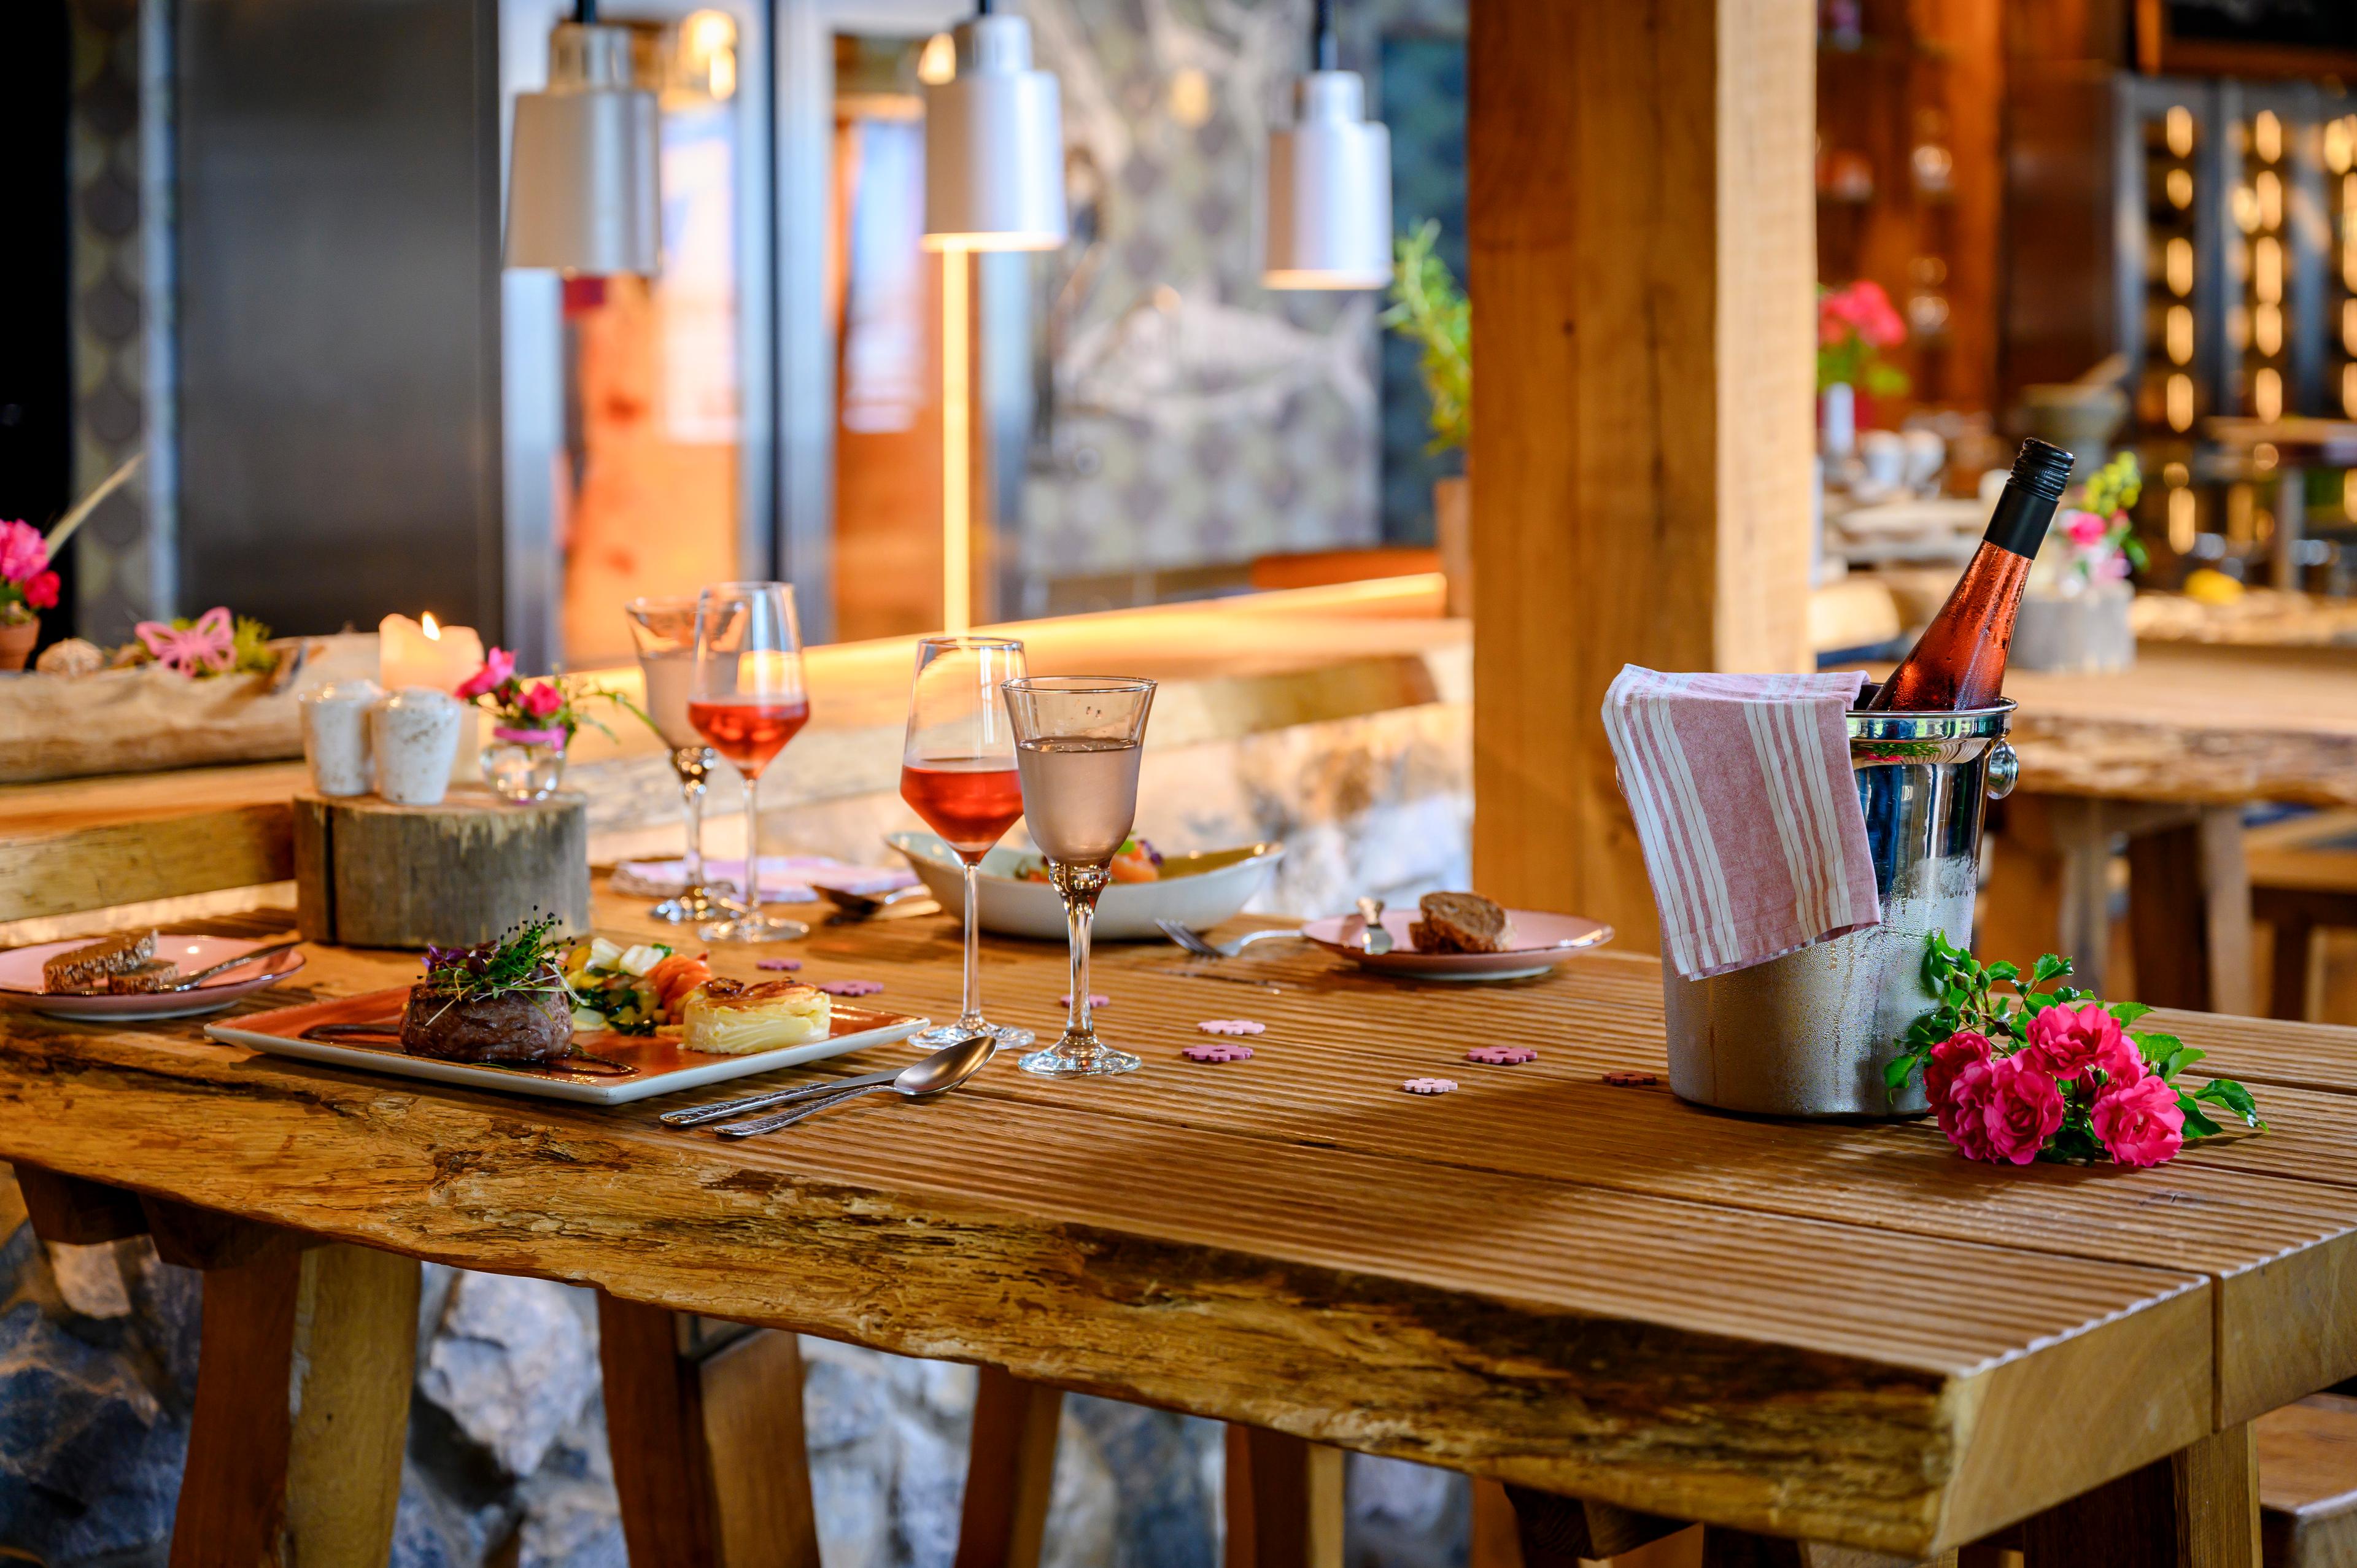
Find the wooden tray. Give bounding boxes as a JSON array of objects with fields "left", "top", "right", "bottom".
[{"left": 206, "top": 987, "right": 928, "bottom": 1106}]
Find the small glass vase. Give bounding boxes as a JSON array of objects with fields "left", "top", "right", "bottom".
[{"left": 480, "top": 725, "right": 568, "bottom": 801}]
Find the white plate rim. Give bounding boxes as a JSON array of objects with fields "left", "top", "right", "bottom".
[
  {"left": 1297, "top": 910, "right": 1614, "bottom": 977},
  {"left": 204, "top": 1010, "right": 931, "bottom": 1106},
  {"left": 0, "top": 937, "right": 308, "bottom": 1019}
]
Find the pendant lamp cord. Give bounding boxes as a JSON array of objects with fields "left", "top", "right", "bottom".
[
  {"left": 976, "top": 0, "right": 994, "bottom": 14},
  {"left": 1311, "top": 0, "right": 1336, "bottom": 70},
  {"left": 574, "top": 0, "right": 596, "bottom": 21}
]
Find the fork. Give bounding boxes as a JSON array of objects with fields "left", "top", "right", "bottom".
[{"left": 1155, "top": 921, "right": 1302, "bottom": 960}]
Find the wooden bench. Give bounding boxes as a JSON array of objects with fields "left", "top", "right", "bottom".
[
  {"left": 2249, "top": 810, "right": 2357, "bottom": 1022},
  {"left": 2258, "top": 1395, "right": 2357, "bottom": 1566}
]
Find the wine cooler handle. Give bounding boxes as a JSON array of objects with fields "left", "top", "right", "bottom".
[{"left": 1984, "top": 741, "right": 2018, "bottom": 800}]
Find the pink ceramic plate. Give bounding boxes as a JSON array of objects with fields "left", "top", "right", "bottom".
[
  {"left": 1299, "top": 910, "right": 1612, "bottom": 981},
  {"left": 0, "top": 936, "right": 308, "bottom": 1021}
]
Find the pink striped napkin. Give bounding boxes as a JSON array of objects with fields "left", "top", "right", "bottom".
[{"left": 1601, "top": 666, "right": 1879, "bottom": 979}]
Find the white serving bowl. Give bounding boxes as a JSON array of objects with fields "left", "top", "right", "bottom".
[{"left": 887, "top": 832, "right": 1284, "bottom": 942}]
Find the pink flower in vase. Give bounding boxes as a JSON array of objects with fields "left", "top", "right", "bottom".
[
  {"left": 1980, "top": 1055, "right": 2065, "bottom": 1165},
  {"left": 2091, "top": 1074, "right": 2185, "bottom": 1168},
  {"left": 2024, "top": 1001, "right": 2142, "bottom": 1086},
  {"left": 519, "top": 680, "right": 564, "bottom": 720},
  {"left": 2062, "top": 509, "right": 2109, "bottom": 549},
  {"left": 0, "top": 520, "right": 47, "bottom": 585},
  {"left": 455, "top": 647, "right": 516, "bottom": 701}
]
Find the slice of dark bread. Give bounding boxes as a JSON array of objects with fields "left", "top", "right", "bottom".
[
  {"left": 44, "top": 930, "right": 157, "bottom": 991},
  {"left": 1408, "top": 892, "right": 1509, "bottom": 954},
  {"left": 107, "top": 960, "right": 181, "bottom": 994}
]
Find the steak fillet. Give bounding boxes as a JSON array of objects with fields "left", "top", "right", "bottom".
[{"left": 399, "top": 986, "right": 573, "bottom": 1064}]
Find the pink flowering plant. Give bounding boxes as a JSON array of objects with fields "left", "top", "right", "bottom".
[
  {"left": 454, "top": 647, "right": 641, "bottom": 751},
  {"left": 1816, "top": 280, "right": 1910, "bottom": 399},
  {"left": 0, "top": 520, "right": 61, "bottom": 626},
  {"left": 1886, "top": 932, "right": 2262, "bottom": 1167},
  {"left": 2053, "top": 452, "right": 2147, "bottom": 589}
]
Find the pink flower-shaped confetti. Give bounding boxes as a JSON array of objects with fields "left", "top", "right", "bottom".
[
  {"left": 1060, "top": 993, "right": 1111, "bottom": 1008},
  {"left": 1197, "top": 1019, "right": 1264, "bottom": 1036},
  {"left": 1601, "top": 1071, "right": 1658, "bottom": 1087},
  {"left": 1466, "top": 1045, "right": 1537, "bottom": 1065},
  {"left": 1402, "top": 1078, "right": 1457, "bottom": 1095},
  {"left": 1182, "top": 1042, "right": 1255, "bottom": 1062},
  {"left": 816, "top": 979, "right": 883, "bottom": 997},
  {"left": 756, "top": 957, "right": 803, "bottom": 971}
]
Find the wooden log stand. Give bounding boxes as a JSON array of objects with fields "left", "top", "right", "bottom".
[{"left": 291, "top": 786, "right": 589, "bottom": 948}]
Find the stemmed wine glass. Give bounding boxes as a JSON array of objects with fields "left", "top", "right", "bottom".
[
  {"left": 900, "top": 636, "right": 1035, "bottom": 1051},
  {"left": 689, "top": 582, "right": 813, "bottom": 944},
  {"left": 625, "top": 597, "right": 737, "bottom": 924},
  {"left": 1000, "top": 676, "right": 1156, "bottom": 1078}
]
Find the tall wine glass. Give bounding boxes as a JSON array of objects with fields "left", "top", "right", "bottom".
[
  {"left": 900, "top": 636, "right": 1034, "bottom": 1051},
  {"left": 1000, "top": 676, "right": 1156, "bottom": 1078},
  {"left": 625, "top": 597, "right": 737, "bottom": 924},
  {"left": 689, "top": 582, "right": 812, "bottom": 944}
]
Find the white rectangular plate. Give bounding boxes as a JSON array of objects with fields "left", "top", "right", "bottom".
[{"left": 206, "top": 988, "right": 929, "bottom": 1106}]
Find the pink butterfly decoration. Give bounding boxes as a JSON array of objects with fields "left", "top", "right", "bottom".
[{"left": 134, "top": 606, "right": 237, "bottom": 676}]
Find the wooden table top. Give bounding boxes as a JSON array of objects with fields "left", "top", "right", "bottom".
[
  {"left": 4, "top": 890, "right": 2356, "bottom": 1556},
  {"left": 1976, "top": 643, "right": 2357, "bottom": 806}
]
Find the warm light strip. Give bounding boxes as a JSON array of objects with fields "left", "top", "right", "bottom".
[{"left": 941, "top": 248, "right": 972, "bottom": 634}]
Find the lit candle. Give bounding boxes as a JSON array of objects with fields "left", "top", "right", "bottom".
[{"left": 377, "top": 611, "right": 486, "bottom": 695}]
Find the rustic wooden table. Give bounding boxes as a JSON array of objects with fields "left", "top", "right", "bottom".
[
  {"left": 4, "top": 888, "right": 2355, "bottom": 1566},
  {"left": 1963, "top": 642, "right": 2357, "bottom": 1013}
]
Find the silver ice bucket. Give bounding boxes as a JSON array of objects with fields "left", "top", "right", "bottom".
[{"left": 1662, "top": 695, "right": 2018, "bottom": 1119}]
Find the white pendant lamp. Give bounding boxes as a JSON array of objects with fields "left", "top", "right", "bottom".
[
  {"left": 1263, "top": 0, "right": 1391, "bottom": 290},
  {"left": 922, "top": 6, "right": 1068, "bottom": 252},
  {"left": 504, "top": 2, "right": 661, "bottom": 276}
]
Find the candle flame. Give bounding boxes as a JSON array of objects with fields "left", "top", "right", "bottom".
[{"left": 421, "top": 612, "right": 441, "bottom": 641}]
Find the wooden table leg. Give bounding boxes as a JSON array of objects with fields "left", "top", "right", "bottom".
[
  {"left": 954, "top": 1367, "right": 1063, "bottom": 1568},
  {"left": 1982, "top": 795, "right": 2113, "bottom": 991},
  {"left": 14, "top": 1162, "right": 148, "bottom": 1243},
  {"left": 597, "top": 1295, "right": 821, "bottom": 1568},
  {"left": 1469, "top": 1478, "right": 1526, "bottom": 1568},
  {"left": 2019, "top": 1424, "right": 2259, "bottom": 1568},
  {"left": 1226, "top": 1426, "right": 1344, "bottom": 1568},
  {"left": 2126, "top": 808, "right": 2254, "bottom": 1016},
  {"left": 172, "top": 1238, "right": 419, "bottom": 1566},
  {"left": 1496, "top": 1483, "right": 1694, "bottom": 1567}
]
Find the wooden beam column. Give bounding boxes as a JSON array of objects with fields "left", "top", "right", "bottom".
[{"left": 1468, "top": 0, "right": 1817, "bottom": 949}]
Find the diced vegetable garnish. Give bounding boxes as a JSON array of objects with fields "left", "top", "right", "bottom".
[{"left": 617, "top": 942, "right": 670, "bottom": 978}]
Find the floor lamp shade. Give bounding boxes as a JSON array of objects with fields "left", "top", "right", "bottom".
[
  {"left": 505, "top": 22, "right": 660, "bottom": 275},
  {"left": 1263, "top": 71, "right": 1391, "bottom": 290},
  {"left": 923, "top": 15, "right": 1067, "bottom": 252}
]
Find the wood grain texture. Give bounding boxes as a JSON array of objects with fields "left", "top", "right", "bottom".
[
  {"left": 1468, "top": 0, "right": 1816, "bottom": 951},
  {"left": 172, "top": 1240, "right": 418, "bottom": 1567},
  {"left": 0, "top": 759, "right": 302, "bottom": 924},
  {"left": 1234, "top": 1427, "right": 1344, "bottom": 1568},
  {"left": 597, "top": 1299, "right": 822, "bottom": 1568},
  {"left": 2255, "top": 1395, "right": 2357, "bottom": 1568},
  {"left": 17, "top": 894, "right": 2357, "bottom": 1552},
  {"left": 956, "top": 1369, "right": 1063, "bottom": 1568},
  {"left": 2003, "top": 647, "right": 2357, "bottom": 808},
  {"left": 292, "top": 786, "right": 589, "bottom": 948}
]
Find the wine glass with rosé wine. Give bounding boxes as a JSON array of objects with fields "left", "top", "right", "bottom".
[
  {"left": 899, "top": 635, "right": 1034, "bottom": 1051},
  {"left": 999, "top": 676, "right": 1156, "bottom": 1078},
  {"left": 689, "top": 582, "right": 812, "bottom": 944}
]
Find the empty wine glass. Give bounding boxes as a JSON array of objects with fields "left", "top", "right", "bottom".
[
  {"left": 1000, "top": 676, "right": 1156, "bottom": 1078},
  {"left": 901, "top": 636, "right": 1033, "bottom": 1051},
  {"left": 690, "top": 582, "right": 812, "bottom": 944},
  {"left": 625, "top": 596, "right": 737, "bottom": 924}
]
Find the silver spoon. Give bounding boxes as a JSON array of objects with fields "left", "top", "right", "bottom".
[
  {"left": 815, "top": 884, "right": 939, "bottom": 922},
  {"left": 1354, "top": 896, "right": 1395, "bottom": 956},
  {"left": 168, "top": 940, "right": 303, "bottom": 991},
  {"left": 709, "top": 1030, "right": 994, "bottom": 1138}
]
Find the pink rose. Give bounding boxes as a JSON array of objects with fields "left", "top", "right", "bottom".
[
  {"left": 2064, "top": 510, "right": 2108, "bottom": 548},
  {"left": 2091, "top": 1075, "right": 2185, "bottom": 1168},
  {"left": 1937, "top": 1058, "right": 2001, "bottom": 1162},
  {"left": 22, "top": 571, "right": 58, "bottom": 611},
  {"left": 1980, "top": 1055, "right": 2065, "bottom": 1165},
  {"left": 0, "top": 520, "right": 47, "bottom": 585},
  {"left": 1923, "top": 1030, "right": 1993, "bottom": 1108},
  {"left": 2024, "top": 1001, "right": 2142, "bottom": 1086},
  {"left": 454, "top": 646, "right": 516, "bottom": 701},
  {"left": 519, "top": 680, "right": 563, "bottom": 719}
]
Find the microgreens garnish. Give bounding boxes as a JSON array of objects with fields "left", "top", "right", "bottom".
[{"left": 421, "top": 913, "right": 574, "bottom": 1006}]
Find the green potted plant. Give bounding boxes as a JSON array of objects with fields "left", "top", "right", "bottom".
[{"left": 1384, "top": 221, "right": 1470, "bottom": 614}]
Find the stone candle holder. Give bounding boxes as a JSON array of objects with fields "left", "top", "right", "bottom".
[
  {"left": 298, "top": 679, "right": 383, "bottom": 797},
  {"left": 371, "top": 688, "right": 466, "bottom": 806}
]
